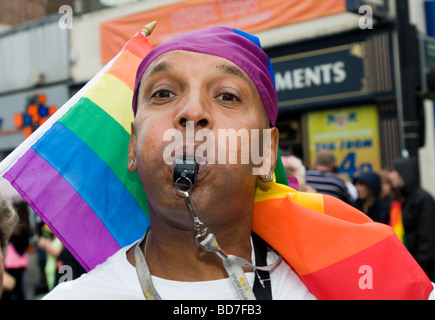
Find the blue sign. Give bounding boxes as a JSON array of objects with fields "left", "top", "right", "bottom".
[
  {"left": 271, "top": 42, "right": 370, "bottom": 110},
  {"left": 346, "top": 0, "right": 388, "bottom": 19}
]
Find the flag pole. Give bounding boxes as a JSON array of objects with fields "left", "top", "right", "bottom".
[{"left": 142, "top": 21, "right": 157, "bottom": 37}]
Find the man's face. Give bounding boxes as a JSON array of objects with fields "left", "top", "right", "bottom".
[{"left": 129, "top": 50, "right": 278, "bottom": 230}]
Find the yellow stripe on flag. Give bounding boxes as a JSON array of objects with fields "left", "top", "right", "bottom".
[
  {"left": 255, "top": 179, "right": 325, "bottom": 214},
  {"left": 84, "top": 73, "right": 134, "bottom": 133}
]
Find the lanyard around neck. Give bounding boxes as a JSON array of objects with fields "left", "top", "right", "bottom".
[{"left": 134, "top": 228, "right": 280, "bottom": 300}]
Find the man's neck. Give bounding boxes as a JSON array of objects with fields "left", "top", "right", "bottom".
[
  {"left": 315, "top": 165, "right": 332, "bottom": 172},
  {"left": 126, "top": 221, "right": 253, "bottom": 281}
]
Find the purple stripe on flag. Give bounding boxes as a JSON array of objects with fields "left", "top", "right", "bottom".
[{"left": 4, "top": 149, "right": 121, "bottom": 271}]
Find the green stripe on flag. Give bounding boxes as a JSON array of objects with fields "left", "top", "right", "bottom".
[{"left": 58, "top": 97, "right": 149, "bottom": 216}]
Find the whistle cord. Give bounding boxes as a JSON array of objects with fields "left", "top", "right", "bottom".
[
  {"left": 135, "top": 156, "right": 278, "bottom": 299},
  {"left": 134, "top": 228, "right": 277, "bottom": 300}
]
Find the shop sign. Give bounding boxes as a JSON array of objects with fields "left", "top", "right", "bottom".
[
  {"left": 347, "top": 0, "right": 388, "bottom": 18},
  {"left": 419, "top": 33, "right": 435, "bottom": 97},
  {"left": 307, "top": 105, "right": 381, "bottom": 179},
  {"left": 271, "top": 42, "right": 370, "bottom": 110},
  {"left": 100, "top": 0, "right": 346, "bottom": 63}
]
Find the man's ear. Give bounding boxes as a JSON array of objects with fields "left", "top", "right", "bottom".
[
  {"left": 255, "top": 127, "right": 279, "bottom": 178},
  {"left": 128, "top": 122, "right": 137, "bottom": 172},
  {"left": 269, "top": 127, "right": 279, "bottom": 175}
]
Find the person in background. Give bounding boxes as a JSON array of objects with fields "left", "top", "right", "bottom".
[
  {"left": 353, "top": 171, "right": 389, "bottom": 224},
  {"left": 388, "top": 157, "right": 435, "bottom": 281},
  {"left": 0, "top": 195, "right": 18, "bottom": 297},
  {"left": 379, "top": 169, "right": 396, "bottom": 203},
  {"left": 339, "top": 173, "right": 358, "bottom": 204},
  {"left": 305, "top": 150, "right": 352, "bottom": 204},
  {"left": 37, "top": 226, "right": 63, "bottom": 291},
  {"left": 2, "top": 201, "right": 31, "bottom": 300},
  {"left": 37, "top": 225, "right": 86, "bottom": 293},
  {"left": 281, "top": 154, "right": 316, "bottom": 192}
]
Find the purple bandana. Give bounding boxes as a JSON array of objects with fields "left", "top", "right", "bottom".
[{"left": 132, "top": 26, "right": 278, "bottom": 126}]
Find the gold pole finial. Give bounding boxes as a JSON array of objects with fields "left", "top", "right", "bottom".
[{"left": 141, "top": 21, "right": 157, "bottom": 36}]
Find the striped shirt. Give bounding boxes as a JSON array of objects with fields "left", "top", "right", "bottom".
[{"left": 305, "top": 170, "right": 352, "bottom": 204}]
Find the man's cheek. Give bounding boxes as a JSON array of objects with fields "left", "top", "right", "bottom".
[{"left": 162, "top": 128, "right": 184, "bottom": 165}]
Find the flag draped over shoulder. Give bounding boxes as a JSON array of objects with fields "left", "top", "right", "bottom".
[
  {"left": 253, "top": 181, "right": 433, "bottom": 299},
  {"left": 0, "top": 32, "right": 153, "bottom": 271}
]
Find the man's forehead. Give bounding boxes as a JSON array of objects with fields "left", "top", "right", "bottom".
[
  {"left": 132, "top": 26, "right": 278, "bottom": 125},
  {"left": 143, "top": 50, "right": 249, "bottom": 82}
]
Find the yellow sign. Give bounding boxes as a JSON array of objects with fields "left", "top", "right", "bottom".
[{"left": 307, "top": 105, "right": 381, "bottom": 179}]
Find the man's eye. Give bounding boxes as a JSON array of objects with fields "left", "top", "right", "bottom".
[
  {"left": 152, "top": 89, "right": 174, "bottom": 99},
  {"left": 219, "top": 93, "right": 239, "bottom": 102}
]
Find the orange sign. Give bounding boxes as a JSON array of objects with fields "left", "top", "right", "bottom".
[{"left": 100, "top": 0, "right": 346, "bottom": 63}]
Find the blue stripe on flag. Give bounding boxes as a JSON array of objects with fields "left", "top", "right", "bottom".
[{"left": 32, "top": 121, "right": 149, "bottom": 247}]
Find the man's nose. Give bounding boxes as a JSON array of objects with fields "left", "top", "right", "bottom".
[{"left": 173, "top": 91, "right": 213, "bottom": 131}]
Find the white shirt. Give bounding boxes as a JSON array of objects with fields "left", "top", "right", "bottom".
[
  {"left": 43, "top": 241, "right": 316, "bottom": 300},
  {"left": 43, "top": 241, "right": 435, "bottom": 300}
]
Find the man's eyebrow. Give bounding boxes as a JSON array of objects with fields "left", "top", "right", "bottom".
[
  {"left": 146, "top": 61, "right": 173, "bottom": 78},
  {"left": 146, "top": 61, "right": 249, "bottom": 82},
  {"left": 216, "top": 64, "right": 248, "bottom": 81}
]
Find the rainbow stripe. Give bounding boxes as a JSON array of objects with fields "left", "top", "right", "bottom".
[
  {"left": 2, "top": 32, "right": 153, "bottom": 271},
  {"left": 252, "top": 181, "right": 432, "bottom": 299},
  {"left": 389, "top": 199, "right": 406, "bottom": 245}
]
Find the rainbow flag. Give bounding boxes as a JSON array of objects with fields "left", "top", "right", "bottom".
[
  {"left": 0, "top": 30, "right": 431, "bottom": 299},
  {"left": 389, "top": 199, "right": 406, "bottom": 245},
  {"left": 0, "top": 27, "right": 287, "bottom": 273},
  {"left": 253, "top": 181, "right": 432, "bottom": 299},
  {"left": 0, "top": 31, "right": 153, "bottom": 271}
]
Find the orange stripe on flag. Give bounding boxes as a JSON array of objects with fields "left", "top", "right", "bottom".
[
  {"left": 106, "top": 32, "right": 153, "bottom": 90},
  {"left": 106, "top": 50, "right": 142, "bottom": 91}
]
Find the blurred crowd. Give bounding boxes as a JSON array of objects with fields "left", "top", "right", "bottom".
[
  {"left": 0, "top": 180, "right": 85, "bottom": 300},
  {"left": 1, "top": 149, "right": 435, "bottom": 299}
]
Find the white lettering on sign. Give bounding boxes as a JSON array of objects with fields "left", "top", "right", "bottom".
[
  {"left": 275, "top": 61, "right": 346, "bottom": 92},
  {"left": 220, "top": 0, "right": 258, "bottom": 18},
  {"left": 171, "top": 3, "right": 218, "bottom": 29}
]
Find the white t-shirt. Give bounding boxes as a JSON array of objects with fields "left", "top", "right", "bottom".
[
  {"left": 43, "top": 241, "right": 435, "bottom": 300},
  {"left": 43, "top": 241, "right": 316, "bottom": 300}
]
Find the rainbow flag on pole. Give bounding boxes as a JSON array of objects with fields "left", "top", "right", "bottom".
[
  {"left": 0, "top": 28, "right": 432, "bottom": 299},
  {"left": 0, "top": 31, "right": 153, "bottom": 271}
]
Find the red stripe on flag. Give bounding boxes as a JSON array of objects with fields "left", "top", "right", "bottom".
[
  {"left": 299, "top": 234, "right": 432, "bottom": 299},
  {"left": 122, "top": 32, "right": 153, "bottom": 58}
]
